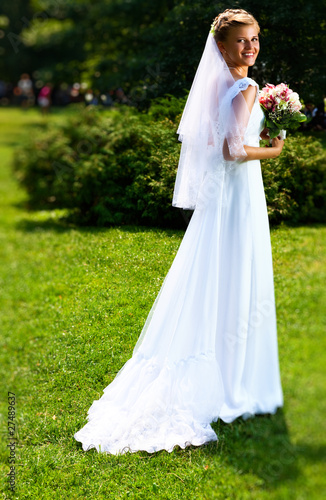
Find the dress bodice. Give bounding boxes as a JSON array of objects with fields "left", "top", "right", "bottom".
[{"left": 244, "top": 95, "right": 265, "bottom": 147}]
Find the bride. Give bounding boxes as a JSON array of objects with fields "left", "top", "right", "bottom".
[{"left": 74, "top": 9, "right": 284, "bottom": 454}]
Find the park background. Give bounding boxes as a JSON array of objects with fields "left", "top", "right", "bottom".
[{"left": 0, "top": 1, "right": 325, "bottom": 499}]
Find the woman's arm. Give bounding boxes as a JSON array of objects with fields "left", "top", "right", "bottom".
[
  {"left": 223, "top": 84, "right": 285, "bottom": 161},
  {"left": 244, "top": 137, "right": 284, "bottom": 159}
]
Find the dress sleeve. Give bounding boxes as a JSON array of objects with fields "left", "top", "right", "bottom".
[
  {"left": 228, "top": 77, "right": 258, "bottom": 101},
  {"left": 219, "top": 78, "right": 259, "bottom": 161}
]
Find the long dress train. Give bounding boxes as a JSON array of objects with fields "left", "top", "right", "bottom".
[{"left": 74, "top": 78, "right": 283, "bottom": 454}]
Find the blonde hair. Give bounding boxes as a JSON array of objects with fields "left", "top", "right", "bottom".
[{"left": 211, "top": 9, "right": 260, "bottom": 42}]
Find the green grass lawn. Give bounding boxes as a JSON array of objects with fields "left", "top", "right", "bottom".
[{"left": 0, "top": 107, "right": 325, "bottom": 499}]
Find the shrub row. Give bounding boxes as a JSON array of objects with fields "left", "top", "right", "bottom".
[
  {"left": 13, "top": 98, "right": 326, "bottom": 228},
  {"left": 261, "top": 134, "right": 326, "bottom": 224}
]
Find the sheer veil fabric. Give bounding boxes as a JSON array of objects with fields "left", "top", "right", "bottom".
[
  {"left": 173, "top": 33, "right": 251, "bottom": 210},
  {"left": 74, "top": 32, "right": 283, "bottom": 455}
]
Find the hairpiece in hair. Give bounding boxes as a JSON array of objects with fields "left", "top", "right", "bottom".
[{"left": 210, "top": 17, "right": 218, "bottom": 37}]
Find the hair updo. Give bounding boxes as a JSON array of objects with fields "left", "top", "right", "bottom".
[{"left": 211, "top": 9, "right": 260, "bottom": 43}]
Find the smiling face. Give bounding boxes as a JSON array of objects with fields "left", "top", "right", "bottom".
[{"left": 217, "top": 25, "right": 260, "bottom": 74}]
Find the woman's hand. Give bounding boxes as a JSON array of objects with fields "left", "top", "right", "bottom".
[
  {"left": 244, "top": 135, "right": 285, "bottom": 161},
  {"left": 271, "top": 136, "right": 285, "bottom": 157},
  {"left": 260, "top": 128, "right": 270, "bottom": 141}
]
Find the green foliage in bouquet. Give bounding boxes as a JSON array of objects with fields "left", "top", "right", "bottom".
[{"left": 264, "top": 110, "right": 307, "bottom": 139}]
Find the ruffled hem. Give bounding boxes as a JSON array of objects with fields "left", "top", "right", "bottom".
[
  {"left": 74, "top": 350, "right": 224, "bottom": 455},
  {"left": 74, "top": 418, "right": 218, "bottom": 455},
  {"left": 74, "top": 345, "right": 283, "bottom": 455}
]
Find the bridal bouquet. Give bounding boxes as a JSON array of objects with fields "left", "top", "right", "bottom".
[{"left": 259, "top": 83, "right": 307, "bottom": 139}]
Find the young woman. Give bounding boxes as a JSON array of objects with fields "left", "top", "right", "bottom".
[{"left": 74, "top": 9, "right": 284, "bottom": 455}]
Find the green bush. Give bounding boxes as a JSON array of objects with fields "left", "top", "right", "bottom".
[
  {"left": 261, "top": 134, "right": 326, "bottom": 224},
  {"left": 14, "top": 102, "right": 184, "bottom": 228},
  {"left": 13, "top": 98, "right": 326, "bottom": 228}
]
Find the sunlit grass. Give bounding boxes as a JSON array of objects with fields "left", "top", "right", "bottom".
[{"left": 0, "top": 107, "right": 325, "bottom": 499}]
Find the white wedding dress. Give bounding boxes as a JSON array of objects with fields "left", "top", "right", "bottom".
[{"left": 74, "top": 78, "right": 283, "bottom": 454}]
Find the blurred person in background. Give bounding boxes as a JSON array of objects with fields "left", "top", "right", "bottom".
[
  {"left": 37, "top": 83, "right": 52, "bottom": 115},
  {"left": 17, "top": 73, "right": 34, "bottom": 108}
]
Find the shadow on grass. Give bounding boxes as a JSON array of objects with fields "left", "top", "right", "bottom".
[
  {"left": 4, "top": 123, "right": 48, "bottom": 148},
  {"left": 13, "top": 194, "right": 325, "bottom": 237},
  {"left": 15, "top": 212, "right": 326, "bottom": 243},
  {"left": 15, "top": 212, "right": 187, "bottom": 237},
  {"left": 15, "top": 216, "right": 88, "bottom": 234},
  {"left": 199, "top": 409, "right": 304, "bottom": 490}
]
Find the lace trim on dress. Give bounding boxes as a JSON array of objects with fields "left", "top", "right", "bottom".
[{"left": 232, "top": 77, "right": 258, "bottom": 96}]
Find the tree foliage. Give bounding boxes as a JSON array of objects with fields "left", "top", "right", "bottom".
[
  {"left": 0, "top": 0, "right": 34, "bottom": 80},
  {"left": 1, "top": 0, "right": 325, "bottom": 104}
]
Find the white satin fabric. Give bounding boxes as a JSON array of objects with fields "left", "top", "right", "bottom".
[{"left": 74, "top": 79, "right": 283, "bottom": 455}]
